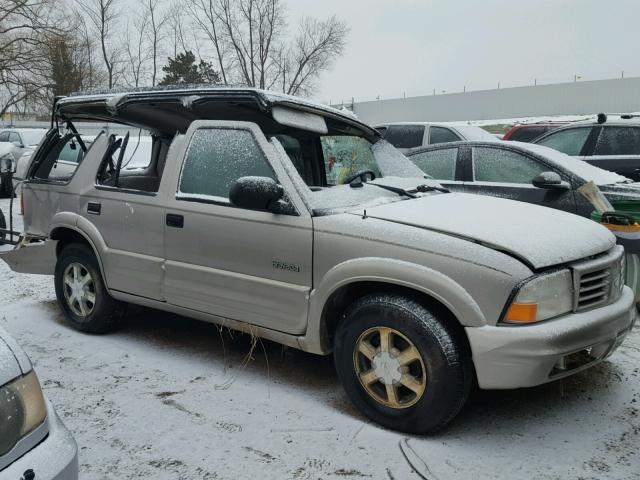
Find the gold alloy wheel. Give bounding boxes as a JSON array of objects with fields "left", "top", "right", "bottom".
[{"left": 353, "top": 326, "right": 427, "bottom": 409}]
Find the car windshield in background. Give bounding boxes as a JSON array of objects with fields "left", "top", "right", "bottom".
[
  {"left": 300, "top": 136, "right": 436, "bottom": 214},
  {"left": 20, "top": 130, "right": 47, "bottom": 146}
]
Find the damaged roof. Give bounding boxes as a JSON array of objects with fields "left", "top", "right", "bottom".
[{"left": 55, "top": 86, "right": 377, "bottom": 139}]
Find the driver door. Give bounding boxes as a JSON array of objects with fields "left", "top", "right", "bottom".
[{"left": 162, "top": 121, "right": 313, "bottom": 335}]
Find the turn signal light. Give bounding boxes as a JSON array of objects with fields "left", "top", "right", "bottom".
[{"left": 505, "top": 303, "right": 538, "bottom": 323}]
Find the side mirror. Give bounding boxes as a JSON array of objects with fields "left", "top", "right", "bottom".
[
  {"left": 229, "top": 176, "right": 285, "bottom": 213},
  {"left": 11, "top": 141, "right": 23, "bottom": 148},
  {"left": 532, "top": 171, "right": 570, "bottom": 190}
]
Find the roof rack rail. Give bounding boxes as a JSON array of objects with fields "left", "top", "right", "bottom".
[{"left": 596, "top": 112, "right": 640, "bottom": 123}]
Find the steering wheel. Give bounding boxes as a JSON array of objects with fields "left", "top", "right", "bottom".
[{"left": 343, "top": 169, "right": 377, "bottom": 185}]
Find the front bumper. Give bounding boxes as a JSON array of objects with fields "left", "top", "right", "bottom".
[
  {"left": 467, "top": 286, "right": 636, "bottom": 389},
  {"left": 2, "top": 400, "right": 78, "bottom": 480}
]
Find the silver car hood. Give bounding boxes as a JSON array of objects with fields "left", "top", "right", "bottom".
[
  {"left": 354, "top": 193, "right": 615, "bottom": 270},
  {"left": 0, "top": 327, "right": 31, "bottom": 386}
]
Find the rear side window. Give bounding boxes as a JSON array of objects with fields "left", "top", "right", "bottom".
[
  {"left": 429, "top": 127, "right": 461, "bottom": 144},
  {"left": 536, "top": 127, "right": 591, "bottom": 156},
  {"left": 409, "top": 148, "right": 457, "bottom": 180},
  {"left": 381, "top": 125, "right": 425, "bottom": 149},
  {"left": 0, "top": 132, "right": 8, "bottom": 142},
  {"left": 508, "top": 126, "right": 550, "bottom": 142},
  {"left": 593, "top": 127, "right": 640, "bottom": 156},
  {"left": 179, "top": 128, "right": 275, "bottom": 201},
  {"left": 473, "top": 147, "right": 547, "bottom": 183}
]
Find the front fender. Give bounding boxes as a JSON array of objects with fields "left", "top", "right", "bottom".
[{"left": 300, "top": 257, "right": 487, "bottom": 354}]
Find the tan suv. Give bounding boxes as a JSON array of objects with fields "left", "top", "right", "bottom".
[{"left": 1, "top": 88, "right": 635, "bottom": 433}]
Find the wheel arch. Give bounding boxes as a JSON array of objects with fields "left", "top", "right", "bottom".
[
  {"left": 50, "top": 221, "right": 109, "bottom": 288},
  {"left": 301, "top": 258, "right": 487, "bottom": 354}
]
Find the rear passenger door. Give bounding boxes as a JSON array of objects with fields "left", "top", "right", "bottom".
[
  {"left": 162, "top": 121, "right": 313, "bottom": 335},
  {"left": 407, "top": 146, "right": 465, "bottom": 192},
  {"left": 465, "top": 145, "right": 577, "bottom": 213},
  {"left": 586, "top": 126, "right": 640, "bottom": 180},
  {"left": 535, "top": 126, "right": 594, "bottom": 159}
]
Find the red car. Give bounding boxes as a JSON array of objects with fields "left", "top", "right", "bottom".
[{"left": 503, "top": 122, "right": 568, "bottom": 142}]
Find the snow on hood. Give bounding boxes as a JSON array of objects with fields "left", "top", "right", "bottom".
[{"left": 354, "top": 193, "right": 615, "bottom": 270}]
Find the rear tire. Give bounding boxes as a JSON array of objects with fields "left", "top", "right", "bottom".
[
  {"left": 334, "top": 294, "right": 473, "bottom": 434},
  {"left": 54, "top": 243, "right": 126, "bottom": 333}
]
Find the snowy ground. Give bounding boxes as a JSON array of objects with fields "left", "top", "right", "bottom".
[{"left": 1, "top": 197, "right": 639, "bottom": 480}]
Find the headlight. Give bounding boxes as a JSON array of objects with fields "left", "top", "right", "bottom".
[
  {"left": 502, "top": 269, "right": 573, "bottom": 324},
  {"left": 0, "top": 371, "right": 47, "bottom": 456}
]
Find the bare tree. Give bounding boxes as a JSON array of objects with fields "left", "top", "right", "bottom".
[
  {"left": 0, "top": 0, "right": 63, "bottom": 116},
  {"left": 188, "top": 0, "right": 348, "bottom": 95},
  {"left": 76, "top": 0, "right": 120, "bottom": 89},
  {"left": 124, "top": 15, "right": 150, "bottom": 87},
  {"left": 283, "top": 15, "right": 348, "bottom": 96},
  {"left": 186, "top": 0, "right": 229, "bottom": 84},
  {"left": 144, "top": 0, "right": 169, "bottom": 86}
]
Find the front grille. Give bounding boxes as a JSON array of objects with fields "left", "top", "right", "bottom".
[
  {"left": 571, "top": 246, "right": 624, "bottom": 313},
  {"left": 577, "top": 267, "right": 611, "bottom": 310}
]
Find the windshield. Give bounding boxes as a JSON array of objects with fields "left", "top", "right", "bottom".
[
  {"left": 20, "top": 130, "right": 47, "bottom": 146},
  {"left": 275, "top": 135, "right": 440, "bottom": 215}
]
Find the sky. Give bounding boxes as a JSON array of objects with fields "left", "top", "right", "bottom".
[{"left": 287, "top": 0, "right": 640, "bottom": 104}]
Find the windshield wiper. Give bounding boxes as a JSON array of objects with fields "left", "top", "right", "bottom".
[{"left": 360, "top": 182, "right": 450, "bottom": 198}]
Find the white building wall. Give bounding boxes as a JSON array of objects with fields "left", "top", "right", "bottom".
[{"left": 348, "top": 77, "right": 640, "bottom": 124}]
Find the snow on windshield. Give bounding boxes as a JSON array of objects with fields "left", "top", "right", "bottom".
[
  {"left": 303, "top": 138, "right": 437, "bottom": 214},
  {"left": 519, "top": 142, "right": 628, "bottom": 185}
]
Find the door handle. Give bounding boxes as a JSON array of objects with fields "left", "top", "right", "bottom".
[
  {"left": 87, "top": 202, "right": 101, "bottom": 215},
  {"left": 166, "top": 213, "right": 184, "bottom": 228}
]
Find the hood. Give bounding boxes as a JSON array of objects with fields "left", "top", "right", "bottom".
[
  {"left": 0, "top": 327, "right": 32, "bottom": 385},
  {"left": 354, "top": 193, "right": 615, "bottom": 270}
]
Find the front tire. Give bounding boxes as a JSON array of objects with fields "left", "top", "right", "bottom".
[
  {"left": 334, "top": 294, "right": 473, "bottom": 434},
  {"left": 54, "top": 243, "right": 126, "bottom": 333}
]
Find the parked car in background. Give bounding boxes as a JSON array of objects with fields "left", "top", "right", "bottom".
[
  {"left": 0, "top": 326, "right": 78, "bottom": 478},
  {"left": 406, "top": 140, "right": 638, "bottom": 216},
  {"left": 374, "top": 122, "right": 497, "bottom": 151},
  {"left": 502, "top": 122, "right": 568, "bottom": 142},
  {"left": 1, "top": 87, "right": 635, "bottom": 434},
  {"left": 532, "top": 113, "right": 640, "bottom": 181},
  {"left": 0, "top": 128, "right": 47, "bottom": 198},
  {"left": 0, "top": 142, "right": 15, "bottom": 197}
]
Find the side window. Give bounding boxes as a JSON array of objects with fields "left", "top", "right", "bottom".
[
  {"left": 508, "top": 126, "right": 548, "bottom": 142},
  {"left": 429, "top": 127, "right": 461, "bottom": 144},
  {"left": 593, "top": 127, "right": 640, "bottom": 156},
  {"left": 178, "top": 128, "right": 275, "bottom": 201},
  {"left": 536, "top": 127, "right": 591, "bottom": 156},
  {"left": 381, "top": 125, "right": 425, "bottom": 149},
  {"left": 473, "top": 147, "right": 547, "bottom": 183},
  {"left": 409, "top": 148, "right": 457, "bottom": 180},
  {"left": 96, "top": 131, "right": 158, "bottom": 192},
  {"left": 0, "top": 132, "right": 9, "bottom": 142}
]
